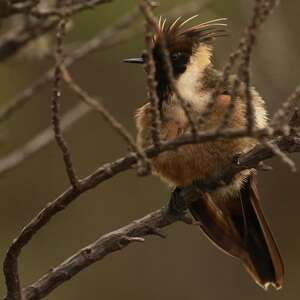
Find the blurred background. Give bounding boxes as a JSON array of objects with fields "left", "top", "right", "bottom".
[{"left": 0, "top": 0, "right": 299, "bottom": 299}]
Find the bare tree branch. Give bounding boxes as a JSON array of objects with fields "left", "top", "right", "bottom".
[
  {"left": 0, "top": 7, "right": 141, "bottom": 123},
  {"left": 0, "top": 0, "right": 213, "bottom": 180},
  {"left": 0, "top": 0, "right": 205, "bottom": 122},
  {"left": 142, "top": 12, "right": 162, "bottom": 148},
  {"left": 0, "top": 1, "right": 113, "bottom": 61},
  {"left": 51, "top": 14, "right": 80, "bottom": 189},
  {"left": 272, "top": 85, "right": 300, "bottom": 129},
  {"left": 21, "top": 0, "right": 112, "bottom": 18},
  {"left": 3, "top": 106, "right": 300, "bottom": 300},
  {"left": 140, "top": 0, "right": 198, "bottom": 137},
  {"left": 60, "top": 65, "right": 150, "bottom": 175},
  {"left": 198, "top": 0, "right": 280, "bottom": 128},
  {"left": 2, "top": 1, "right": 300, "bottom": 300},
  {"left": 0, "top": 18, "right": 57, "bottom": 61},
  {"left": 0, "top": 102, "right": 90, "bottom": 177},
  {"left": 9, "top": 108, "right": 300, "bottom": 300},
  {"left": 21, "top": 208, "right": 175, "bottom": 300},
  {"left": 0, "top": 0, "right": 204, "bottom": 124},
  {"left": 217, "top": 0, "right": 280, "bottom": 131}
]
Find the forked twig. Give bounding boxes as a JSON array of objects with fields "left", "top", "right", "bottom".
[
  {"left": 143, "top": 20, "right": 162, "bottom": 148},
  {"left": 60, "top": 65, "right": 150, "bottom": 175},
  {"left": 52, "top": 14, "right": 80, "bottom": 189},
  {"left": 0, "top": 103, "right": 90, "bottom": 177},
  {"left": 140, "top": 0, "right": 198, "bottom": 137},
  {"left": 2, "top": 1, "right": 300, "bottom": 300}
]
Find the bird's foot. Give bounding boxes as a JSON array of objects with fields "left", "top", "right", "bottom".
[{"left": 168, "top": 187, "right": 187, "bottom": 216}]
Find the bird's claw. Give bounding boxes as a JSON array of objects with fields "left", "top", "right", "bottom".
[
  {"left": 233, "top": 152, "right": 242, "bottom": 166},
  {"left": 168, "top": 187, "right": 187, "bottom": 216}
]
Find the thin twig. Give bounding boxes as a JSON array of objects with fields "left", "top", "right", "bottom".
[
  {"left": 22, "top": 1, "right": 109, "bottom": 18},
  {"left": 143, "top": 21, "right": 162, "bottom": 148},
  {"left": 262, "top": 139, "right": 296, "bottom": 172},
  {"left": 3, "top": 108, "right": 300, "bottom": 299},
  {"left": 60, "top": 65, "right": 150, "bottom": 175},
  {"left": 0, "top": 18, "right": 57, "bottom": 62},
  {"left": 0, "top": 8, "right": 140, "bottom": 123},
  {"left": 0, "top": 0, "right": 40, "bottom": 18},
  {"left": 5, "top": 109, "right": 300, "bottom": 300},
  {"left": 0, "top": 103, "right": 90, "bottom": 177},
  {"left": 52, "top": 14, "right": 80, "bottom": 189},
  {"left": 21, "top": 208, "right": 176, "bottom": 300},
  {"left": 140, "top": 0, "right": 198, "bottom": 137},
  {"left": 24, "top": 0, "right": 112, "bottom": 18},
  {"left": 198, "top": 0, "right": 280, "bottom": 129},
  {"left": 2, "top": 2, "right": 300, "bottom": 300},
  {"left": 0, "top": 0, "right": 113, "bottom": 61},
  {"left": 272, "top": 86, "right": 300, "bottom": 130},
  {"left": 0, "top": 0, "right": 212, "bottom": 178},
  {"left": 0, "top": 1, "right": 204, "bottom": 123},
  {"left": 212, "top": 0, "right": 294, "bottom": 170},
  {"left": 218, "top": 0, "right": 280, "bottom": 131}
]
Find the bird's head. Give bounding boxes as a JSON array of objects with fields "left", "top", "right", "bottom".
[{"left": 124, "top": 16, "right": 227, "bottom": 102}]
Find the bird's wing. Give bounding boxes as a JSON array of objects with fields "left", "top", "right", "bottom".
[
  {"left": 189, "top": 190, "right": 247, "bottom": 258},
  {"left": 239, "top": 174, "right": 284, "bottom": 289},
  {"left": 189, "top": 174, "right": 284, "bottom": 290}
]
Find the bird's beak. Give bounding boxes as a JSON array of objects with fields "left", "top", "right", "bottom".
[{"left": 123, "top": 57, "right": 144, "bottom": 64}]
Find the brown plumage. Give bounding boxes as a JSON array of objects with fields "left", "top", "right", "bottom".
[
  {"left": 189, "top": 174, "right": 284, "bottom": 289},
  {"left": 127, "top": 16, "right": 284, "bottom": 290},
  {"left": 136, "top": 90, "right": 254, "bottom": 188}
]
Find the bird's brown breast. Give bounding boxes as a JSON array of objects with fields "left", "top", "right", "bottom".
[{"left": 136, "top": 94, "right": 257, "bottom": 188}]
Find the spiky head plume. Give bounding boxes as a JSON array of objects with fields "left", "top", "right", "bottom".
[
  {"left": 124, "top": 16, "right": 227, "bottom": 105},
  {"left": 153, "top": 15, "right": 227, "bottom": 54},
  {"left": 149, "top": 16, "right": 227, "bottom": 102}
]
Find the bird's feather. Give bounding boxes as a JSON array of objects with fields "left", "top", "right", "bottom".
[{"left": 189, "top": 174, "right": 284, "bottom": 290}]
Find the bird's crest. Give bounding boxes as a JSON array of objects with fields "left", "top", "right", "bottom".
[{"left": 154, "top": 15, "right": 227, "bottom": 48}]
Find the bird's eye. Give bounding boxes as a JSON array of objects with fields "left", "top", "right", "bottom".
[{"left": 171, "top": 52, "right": 183, "bottom": 61}]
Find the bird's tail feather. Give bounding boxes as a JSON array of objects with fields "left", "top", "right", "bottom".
[{"left": 189, "top": 175, "right": 284, "bottom": 290}]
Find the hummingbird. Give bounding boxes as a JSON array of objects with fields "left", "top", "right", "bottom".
[{"left": 124, "top": 15, "right": 284, "bottom": 290}]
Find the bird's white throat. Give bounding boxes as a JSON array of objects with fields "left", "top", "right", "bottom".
[{"left": 175, "top": 44, "right": 212, "bottom": 112}]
